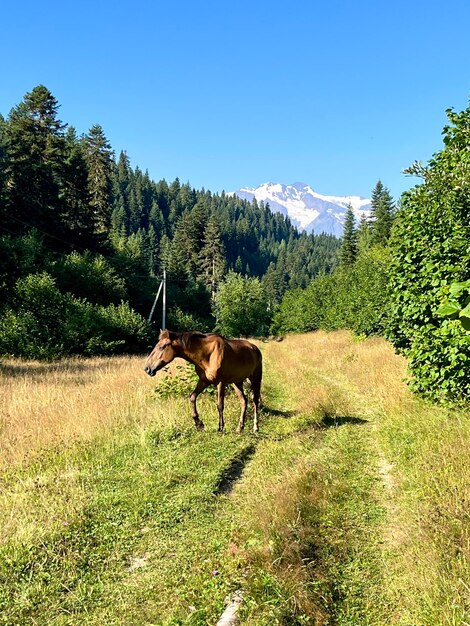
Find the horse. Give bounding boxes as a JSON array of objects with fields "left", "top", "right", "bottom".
[{"left": 144, "top": 330, "right": 262, "bottom": 433}]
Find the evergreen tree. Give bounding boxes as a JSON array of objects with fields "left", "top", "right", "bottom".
[
  {"left": 340, "top": 204, "right": 358, "bottom": 266},
  {"left": 357, "top": 212, "right": 372, "bottom": 253},
  {"left": 83, "top": 124, "right": 114, "bottom": 236},
  {"left": 165, "top": 212, "right": 199, "bottom": 281},
  {"left": 60, "top": 127, "right": 96, "bottom": 248},
  {"left": 148, "top": 200, "right": 164, "bottom": 240},
  {"left": 4, "top": 85, "right": 67, "bottom": 239},
  {"left": 198, "top": 217, "right": 225, "bottom": 297},
  {"left": 262, "top": 261, "right": 285, "bottom": 312},
  {"left": 370, "top": 180, "right": 395, "bottom": 246},
  {"left": 0, "top": 114, "right": 7, "bottom": 219}
]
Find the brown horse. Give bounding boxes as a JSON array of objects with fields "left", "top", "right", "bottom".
[{"left": 144, "top": 330, "right": 262, "bottom": 433}]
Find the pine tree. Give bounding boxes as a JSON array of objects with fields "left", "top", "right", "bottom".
[
  {"left": 0, "top": 114, "right": 7, "bottom": 219},
  {"left": 340, "top": 204, "right": 358, "bottom": 266},
  {"left": 83, "top": 124, "right": 114, "bottom": 236},
  {"left": 357, "top": 212, "right": 372, "bottom": 253},
  {"left": 149, "top": 200, "right": 164, "bottom": 234},
  {"left": 60, "top": 127, "right": 96, "bottom": 248},
  {"left": 198, "top": 217, "right": 225, "bottom": 297},
  {"left": 166, "top": 212, "right": 199, "bottom": 281},
  {"left": 370, "top": 180, "right": 395, "bottom": 246},
  {"left": 4, "top": 85, "right": 67, "bottom": 239}
]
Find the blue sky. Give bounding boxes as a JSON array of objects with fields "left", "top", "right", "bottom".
[{"left": 1, "top": 0, "right": 469, "bottom": 200}]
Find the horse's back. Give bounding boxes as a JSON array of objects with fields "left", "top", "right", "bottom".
[
  {"left": 203, "top": 335, "right": 261, "bottom": 384},
  {"left": 219, "top": 337, "right": 261, "bottom": 383}
]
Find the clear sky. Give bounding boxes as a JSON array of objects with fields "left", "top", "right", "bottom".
[{"left": 1, "top": 0, "right": 469, "bottom": 201}]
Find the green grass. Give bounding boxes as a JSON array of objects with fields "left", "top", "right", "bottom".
[{"left": 1, "top": 333, "right": 470, "bottom": 625}]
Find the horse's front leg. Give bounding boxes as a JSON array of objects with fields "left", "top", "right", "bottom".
[
  {"left": 217, "top": 382, "right": 226, "bottom": 432},
  {"left": 190, "top": 379, "right": 208, "bottom": 430}
]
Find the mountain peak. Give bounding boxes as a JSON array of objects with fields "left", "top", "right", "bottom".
[{"left": 234, "top": 181, "right": 371, "bottom": 236}]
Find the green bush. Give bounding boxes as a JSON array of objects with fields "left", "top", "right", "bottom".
[
  {"left": 50, "top": 251, "right": 127, "bottom": 305},
  {"left": 271, "top": 248, "right": 391, "bottom": 337},
  {"left": 0, "top": 273, "right": 153, "bottom": 359},
  {"left": 214, "top": 271, "right": 271, "bottom": 337},
  {"left": 90, "top": 301, "right": 153, "bottom": 354},
  {"left": 167, "top": 306, "right": 211, "bottom": 333},
  {"left": 154, "top": 363, "right": 216, "bottom": 398},
  {"left": 0, "top": 232, "right": 49, "bottom": 309},
  {"left": 387, "top": 104, "right": 470, "bottom": 401}
]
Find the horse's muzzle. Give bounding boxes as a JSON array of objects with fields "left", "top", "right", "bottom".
[{"left": 144, "top": 366, "right": 157, "bottom": 377}]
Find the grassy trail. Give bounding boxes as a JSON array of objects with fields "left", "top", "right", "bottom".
[{"left": 1, "top": 332, "right": 470, "bottom": 624}]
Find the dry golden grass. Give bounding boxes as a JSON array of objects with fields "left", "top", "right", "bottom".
[{"left": 0, "top": 355, "right": 160, "bottom": 468}]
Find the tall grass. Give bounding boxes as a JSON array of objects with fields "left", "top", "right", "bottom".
[{"left": 1, "top": 332, "right": 469, "bottom": 624}]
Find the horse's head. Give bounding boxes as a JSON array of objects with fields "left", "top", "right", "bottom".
[{"left": 144, "top": 330, "right": 178, "bottom": 376}]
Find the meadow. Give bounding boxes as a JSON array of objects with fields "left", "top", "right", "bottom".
[{"left": 1, "top": 331, "right": 469, "bottom": 625}]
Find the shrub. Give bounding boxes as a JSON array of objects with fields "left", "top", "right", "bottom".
[
  {"left": 167, "top": 306, "right": 211, "bottom": 333},
  {"left": 50, "top": 251, "right": 127, "bottom": 305},
  {"left": 0, "top": 273, "right": 153, "bottom": 359},
  {"left": 214, "top": 271, "right": 271, "bottom": 337},
  {"left": 271, "top": 248, "right": 391, "bottom": 337},
  {"left": 387, "top": 103, "right": 470, "bottom": 401},
  {"left": 0, "top": 273, "right": 72, "bottom": 359},
  {"left": 154, "top": 363, "right": 215, "bottom": 398},
  {"left": 0, "top": 232, "right": 49, "bottom": 308}
]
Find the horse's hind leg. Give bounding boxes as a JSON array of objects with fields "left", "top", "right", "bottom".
[
  {"left": 190, "top": 379, "right": 208, "bottom": 431},
  {"left": 217, "top": 382, "right": 226, "bottom": 432},
  {"left": 233, "top": 381, "right": 247, "bottom": 433},
  {"left": 249, "top": 366, "right": 262, "bottom": 433}
]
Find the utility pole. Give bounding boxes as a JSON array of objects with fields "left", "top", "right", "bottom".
[
  {"left": 162, "top": 268, "right": 167, "bottom": 330},
  {"left": 148, "top": 280, "right": 163, "bottom": 323},
  {"left": 148, "top": 268, "right": 167, "bottom": 329}
]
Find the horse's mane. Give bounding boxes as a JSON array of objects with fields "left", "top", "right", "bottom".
[
  {"left": 179, "top": 331, "right": 226, "bottom": 350},
  {"left": 161, "top": 330, "right": 226, "bottom": 351}
]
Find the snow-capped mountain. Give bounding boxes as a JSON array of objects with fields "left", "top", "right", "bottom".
[{"left": 234, "top": 182, "right": 371, "bottom": 237}]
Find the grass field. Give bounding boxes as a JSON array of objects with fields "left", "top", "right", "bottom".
[{"left": 1, "top": 331, "right": 469, "bottom": 625}]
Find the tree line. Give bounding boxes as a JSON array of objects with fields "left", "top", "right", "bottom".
[
  {"left": 273, "top": 100, "right": 470, "bottom": 403},
  {"left": 0, "top": 85, "right": 340, "bottom": 357},
  {"left": 3, "top": 84, "right": 468, "bottom": 404}
]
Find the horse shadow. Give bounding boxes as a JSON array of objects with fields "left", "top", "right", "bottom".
[
  {"left": 260, "top": 406, "right": 298, "bottom": 419},
  {"left": 318, "top": 414, "right": 369, "bottom": 429},
  {"left": 214, "top": 443, "right": 257, "bottom": 495}
]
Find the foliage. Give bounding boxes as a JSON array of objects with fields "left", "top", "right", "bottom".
[
  {"left": 437, "top": 279, "right": 470, "bottom": 331},
  {"left": 0, "top": 273, "right": 152, "bottom": 359},
  {"left": 154, "top": 363, "right": 216, "bottom": 398},
  {"left": 49, "top": 251, "right": 127, "bottom": 305},
  {"left": 167, "top": 305, "right": 212, "bottom": 333},
  {"left": 214, "top": 271, "right": 271, "bottom": 337},
  {"left": 387, "top": 103, "right": 470, "bottom": 401},
  {"left": 0, "top": 231, "right": 49, "bottom": 306},
  {"left": 272, "top": 247, "right": 391, "bottom": 337},
  {"left": 0, "top": 273, "right": 74, "bottom": 359},
  {"left": 0, "top": 84, "right": 342, "bottom": 357},
  {"left": 370, "top": 180, "right": 395, "bottom": 246},
  {"left": 340, "top": 203, "right": 358, "bottom": 266}
]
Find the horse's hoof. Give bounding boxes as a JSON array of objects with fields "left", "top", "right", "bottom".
[
  {"left": 195, "top": 421, "right": 205, "bottom": 431},
  {"left": 236, "top": 427, "right": 244, "bottom": 435}
]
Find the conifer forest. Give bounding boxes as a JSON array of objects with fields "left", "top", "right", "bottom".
[{"left": 1, "top": 85, "right": 470, "bottom": 402}]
